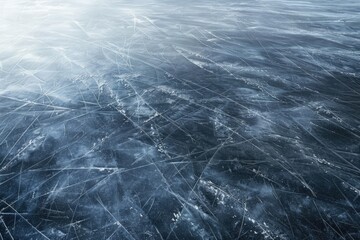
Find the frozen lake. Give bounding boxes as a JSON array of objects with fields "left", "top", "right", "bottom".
[{"left": 0, "top": 0, "right": 359, "bottom": 239}]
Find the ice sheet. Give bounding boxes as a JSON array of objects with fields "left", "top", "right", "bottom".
[{"left": 0, "top": 0, "right": 359, "bottom": 239}]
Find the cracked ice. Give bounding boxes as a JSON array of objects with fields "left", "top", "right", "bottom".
[{"left": 0, "top": 0, "right": 359, "bottom": 239}]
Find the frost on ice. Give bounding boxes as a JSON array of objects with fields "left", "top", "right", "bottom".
[{"left": 0, "top": 0, "right": 359, "bottom": 239}]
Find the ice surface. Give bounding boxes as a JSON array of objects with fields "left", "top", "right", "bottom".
[{"left": 0, "top": 0, "right": 359, "bottom": 239}]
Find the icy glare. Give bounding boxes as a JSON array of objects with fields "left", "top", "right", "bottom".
[{"left": 0, "top": 0, "right": 359, "bottom": 239}]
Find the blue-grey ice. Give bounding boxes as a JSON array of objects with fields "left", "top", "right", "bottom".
[{"left": 0, "top": 0, "right": 359, "bottom": 239}]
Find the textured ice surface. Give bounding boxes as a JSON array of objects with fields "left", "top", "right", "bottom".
[{"left": 0, "top": 0, "right": 360, "bottom": 239}]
